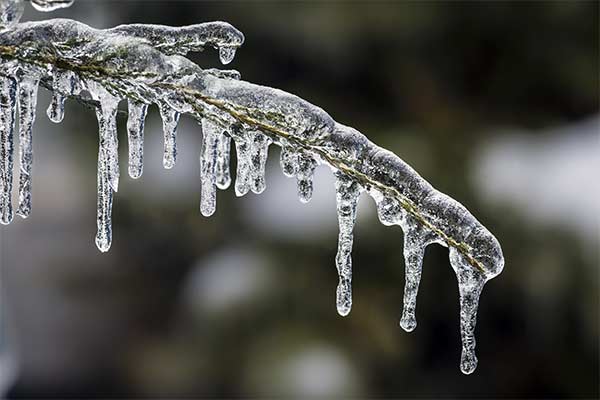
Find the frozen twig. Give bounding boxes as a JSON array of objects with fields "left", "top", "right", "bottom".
[{"left": 0, "top": 0, "right": 504, "bottom": 374}]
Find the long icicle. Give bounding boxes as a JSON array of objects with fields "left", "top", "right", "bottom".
[
  {"left": 399, "top": 231, "right": 426, "bottom": 332},
  {"left": 200, "top": 118, "right": 219, "bottom": 216},
  {"left": 94, "top": 99, "right": 119, "bottom": 252},
  {"left": 334, "top": 171, "right": 361, "bottom": 316},
  {"left": 450, "top": 247, "right": 486, "bottom": 375},
  {"left": 159, "top": 103, "right": 180, "bottom": 169},
  {"left": 15, "top": 74, "right": 40, "bottom": 218},
  {"left": 0, "top": 76, "right": 16, "bottom": 225},
  {"left": 87, "top": 81, "right": 120, "bottom": 193},
  {"left": 127, "top": 100, "right": 148, "bottom": 179},
  {"left": 95, "top": 144, "right": 113, "bottom": 252}
]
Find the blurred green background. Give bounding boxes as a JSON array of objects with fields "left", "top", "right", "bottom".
[{"left": 1, "top": 1, "right": 598, "bottom": 398}]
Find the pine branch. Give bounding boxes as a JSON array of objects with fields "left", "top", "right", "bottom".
[{"left": 0, "top": 7, "right": 505, "bottom": 374}]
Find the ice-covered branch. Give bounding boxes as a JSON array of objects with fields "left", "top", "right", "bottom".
[{"left": 0, "top": 5, "right": 504, "bottom": 374}]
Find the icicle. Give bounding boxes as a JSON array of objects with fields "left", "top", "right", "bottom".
[
  {"left": 449, "top": 247, "right": 486, "bottom": 375},
  {"left": 219, "top": 46, "right": 237, "bottom": 65},
  {"left": 334, "top": 171, "right": 361, "bottom": 316},
  {"left": 95, "top": 105, "right": 119, "bottom": 192},
  {"left": 234, "top": 133, "right": 251, "bottom": 197},
  {"left": 46, "top": 92, "right": 66, "bottom": 123},
  {"left": 46, "top": 69, "right": 79, "bottom": 123},
  {"left": 15, "top": 74, "right": 40, "bottom": 218},
  {"left": 215, "top": 131, "right": 231, "bottom": 190},
  {"left": 200, "top": 118, "right": 219, "bottom": 216},
  {"left": 399, "top": 231, "right": 426, "bottom": 332},
  {"left": 372, "top": 191, "right": 427, "bottom": 332},
  {"left": 0, "top": 76, "right": 16, "bottom": 225},
  {"left": 95, "top": 145, "right": 113, "bottom": 252},
  {"left": 89, "top": 83, "right": 120, "bottom": 252},
  {"left": 297, "top": 152, "right": 317, "bottom": 203},
  {"left": 249, "top": 131, "right": 271, "bottom": 194},
  {"left": 87, "top": 82, "right": 119, "bottom": 192},
  {"left": 127, "top": 100, "right": 148, "bottom": 179},
  {"left": 159, "top": 103, "right": 180, "bottom": 169},
  {"left": 280, "top": 146, "right": 298, "bottom": 178}
]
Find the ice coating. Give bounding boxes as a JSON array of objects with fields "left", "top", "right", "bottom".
[
  {"left": 334, "top": 171, "right": 361, "bottom": 316},
  {"left": 109, "top": 21, "right": 244, "bottom": 59},
  {"left": 15, "top": 72, "right": 40, "bottom": 218},
  {"left": 201, "top": 75, "right": 335, "bottom": 142},
  {"left": 200, "top": 118, "right": 218, "bottom": 216},
  {"left": 204, "top": 68, "right": 241, "bottom": 81},
  {"left": 159, "top": 103, "right": 180, "bottom": 169},
  {"left": 0, "top": 75, "right": 15, "bottom": 224},
  {"left": 0, "top": 17, "right": 505, "bottom": 373},
  {"left": 127, "top": 100, "right": 147, "bottom": 179}
]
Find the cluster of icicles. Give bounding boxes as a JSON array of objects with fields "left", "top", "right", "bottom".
[{"left": 0, "top": 0, "right": 504, "bottom": 375}]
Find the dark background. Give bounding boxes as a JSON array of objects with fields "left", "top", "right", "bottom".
[{"left": 1, "top": 1, "right": 598, "bottom": 398}]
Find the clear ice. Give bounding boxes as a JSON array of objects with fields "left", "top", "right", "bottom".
[
  {"left": 109, "top": 21, "right": 244, "bottom": 58},
  {"left": 399, "top": 225, "right": 426, "bottom": 332},
  {"left": 200, "top": 118, "right": 219, "bottom": 216},
  {"left": 16, "top": 72, "right": 40, "bottom": 218},
  {"left": 249, "top": 131, "right": 271, "bottom": 194},
  {"left": 46, "top": 69, "right": 78, "bottom": 123},
  {"left": 218, "top": 47, "right": 236, "bottom": 65},
  {"left": 159, "top": 103, "right": 180, "bottom": 170},
  {"left": 234, "top": 133, "right": 251, "bottom": 197},
  {"left": 296, "top": 152, "right": 317, "bottom": 203},
  {"left": 450, "top": 247, "right": 486, "bottom": 374},
  {"left": 334, "top": 171, "right": 362, "bottom": 316},
  {"left": 0, "top": 75, "right": 16, "bottom": 225},
  {"left": 280, "top": 146, "right": 298, "bottom": 177},
  {"left": 127, "top": 101, "right": 148, "bottom": 179},
  {"left": 215, "top": 130, "right": 231, "bottom": 190},
  {"left": 0, "top": 8, "right": 505, "bottom": 374}
]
